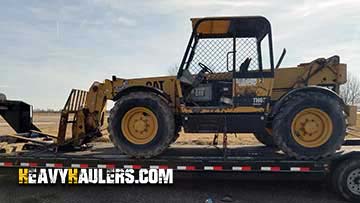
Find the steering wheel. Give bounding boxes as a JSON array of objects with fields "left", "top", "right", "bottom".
[
  {"left": 198, "top": 63, "right": 214, "bottom": 74},
  {"left": 189, "top": 63, "right": 213, "bottom": 89}
]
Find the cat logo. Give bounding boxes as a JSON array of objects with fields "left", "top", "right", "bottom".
[{"left": 146, "top": 81, "right": 165, "bottom": 90}]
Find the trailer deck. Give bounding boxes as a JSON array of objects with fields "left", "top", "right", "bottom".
[
  {"left": 0, "top": 142, "right": 357, "bottom": 173},
  {"left": 0, "top": 138, "right": 359, "bottom": 202}
]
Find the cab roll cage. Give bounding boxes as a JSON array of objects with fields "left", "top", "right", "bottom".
[{"left": 178, "top": 16, "right": 275, "bottom": 79}]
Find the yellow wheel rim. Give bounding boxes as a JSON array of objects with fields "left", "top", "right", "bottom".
[
  {"left": 121, "top": 107, "right": 158, "bottom": 145},
  {"left": 291, "top": 108, "right": 333, "bottom": 148}
]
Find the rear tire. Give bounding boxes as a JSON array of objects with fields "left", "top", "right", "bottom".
[
  {"left": 108, "top": 91, "right": 175, "bottom": 158},
  {"left": 273, "top": 91, "right": 345, "bottom": 160},
  {"left": 253, "top": 131, "right": 275, "bottom": 147},
  {"left": 332, "top": 158, "right": 360, "bottom": 202}
]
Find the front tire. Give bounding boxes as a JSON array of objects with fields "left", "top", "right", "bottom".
[
  {"left": 273, "top": 91, "right": 345, "bottom": 160},
  {"left": 108, "top": 91, "right": 175, "bottom": 158}
]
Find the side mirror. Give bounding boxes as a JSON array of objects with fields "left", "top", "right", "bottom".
[{"left": 275, "top": 48, "right": 286, "bottom": 69}]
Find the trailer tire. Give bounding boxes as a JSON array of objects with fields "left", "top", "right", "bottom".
[
  {"left": 108, "top": 91, "right": 175, "bottom": 158},
  {"left": 273, "top": 91, "right": 345, "bottom": 160},
  {"left": 254, "top": 131, "right": 275, "bottom": 147},
  {"left": 332, "top": 158, "right": 360, "bottom": 202}
]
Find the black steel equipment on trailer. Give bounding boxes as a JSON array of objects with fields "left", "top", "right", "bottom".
[{"left": 0, "top": 141, "right": 359, "bottom": 202}]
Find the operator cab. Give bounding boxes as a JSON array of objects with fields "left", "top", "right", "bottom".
[{"left": 177, "top": 16, "right": 275, "bottom": 108}]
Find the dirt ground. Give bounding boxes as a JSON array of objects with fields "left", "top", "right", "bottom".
[{"left": 0, "top": 112, "right": 359, "bottom": 145}]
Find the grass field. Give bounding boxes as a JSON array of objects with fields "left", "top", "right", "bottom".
[{"left": 0, "top": 112, "right": 359, "bottom": 145}]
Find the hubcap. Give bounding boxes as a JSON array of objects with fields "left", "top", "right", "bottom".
[
  {"left": 347, "top": 169, "right": 360, "bottom": 195},
  {"left": 121, "top": 107, "right": 158, "bottom": 145},
  {"left": 291, "top": 108, "right": 333, "bottom": 148}
]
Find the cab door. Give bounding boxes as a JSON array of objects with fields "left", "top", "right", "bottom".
[{"left": 232, "top": 36, "right": 274, "bottom": 111}]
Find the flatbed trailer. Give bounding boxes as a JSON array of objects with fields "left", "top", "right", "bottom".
[{"left": 0, "top": 141, "right": 359, "bottom": 202}]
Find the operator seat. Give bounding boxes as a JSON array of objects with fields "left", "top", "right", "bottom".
[{"left": 239, "top": 58, "right": 251, "bottom": 73}]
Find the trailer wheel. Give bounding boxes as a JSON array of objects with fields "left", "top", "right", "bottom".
[
  {"left": 273, "top": 91, "right": 345, "bottom": 160},
  {"left": 108, "top": 91, "right": 175, "bottom": 158},
  {"left": 332, "top": 158, "right": 360, "bottom": 202},
  {"left": 254, "top": 131, "right": 275, "bottom": 147}
]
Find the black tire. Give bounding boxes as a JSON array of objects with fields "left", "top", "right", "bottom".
[
  {"left": 108, "top": 91, "right": 175, "bottom": 158},
  {"left": 253, "top": 131, "right": 275, "bottom": 147},
  {"left": 331, "top": 158, "right": 360, "bottom": 202},
  {"left": 273, "top": 91, "right": 346, "bottom": 160}
]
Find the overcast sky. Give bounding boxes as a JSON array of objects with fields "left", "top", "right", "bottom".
[{"left": 0, "top": 0, "right": 359, "bottom": 109}]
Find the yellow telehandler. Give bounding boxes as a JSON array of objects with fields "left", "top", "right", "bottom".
[{"left": 2, "top": 16, "right": 357, "bottom": 160}]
